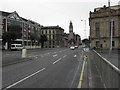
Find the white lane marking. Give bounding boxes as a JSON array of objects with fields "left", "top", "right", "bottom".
[
  {"left": 5, "top": 68, "right": 46, "bottom": 89},
  {"left": 74, "top": 55, "right": 77, "bottom": 57},
  {"left": 70, "top": 51, "right": 84, "bottom": 88},
  {"left": 53, "top": 54, "right": 58, "bottom": 57},
  {"left": 63, "top": 55, "right": 67, "bottom": 58},
  {"left": 53, "top": 58, "right": 62, "bottom": 64}
]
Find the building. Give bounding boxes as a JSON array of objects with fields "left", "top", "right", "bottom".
[
  {"left": 1, "top": 11, "right": 42, "bottom": 49},
  {"left": 1, "top": 11, "right": 81, "bottom": 49},
  {"left": 41, "top": 26, "right": 64, "bottom": 48},
  {"left": 0, "top": 12, "right": 2, "bottom": 49},
  {"left": 75, "top": 34, "right": 81, "bottom": 46},
  {"left": 63, "top": 21, "right": 81, "bottom": 47},
  {"left": 68, "top": 21, "right": 81, "bottom": 46},
  {"left": 68, "top": 21, "right": 75, "bottom": 45},
  {"left": 89, "top": 5, "right": 120, "bottom": 49},
  {"left": 63, "top": 33, "right": 69, "bottom": 47}
]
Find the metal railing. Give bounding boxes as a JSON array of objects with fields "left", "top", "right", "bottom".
[{"left": 93, "top": 50, "right": 120, "bottom": 88}]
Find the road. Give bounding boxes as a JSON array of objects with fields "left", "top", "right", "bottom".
[{"left": 2, "top": 48, "right": 87, "bottom": 88}]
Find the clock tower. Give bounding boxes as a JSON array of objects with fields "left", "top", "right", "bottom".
[
  {"left": 68, "top": 21, "right": 75, "bottom": 45},
  {"left": 69, "top": 21, "right": 73, "bottom": 33}
]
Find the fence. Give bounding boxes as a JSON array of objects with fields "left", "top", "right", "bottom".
[{"left": 92, "top": 50, "right": 120, "bottom": 88}]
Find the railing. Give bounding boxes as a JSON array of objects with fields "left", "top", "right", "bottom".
[{"left": 93, "top": 50, "right": 120, "bottom": 88}]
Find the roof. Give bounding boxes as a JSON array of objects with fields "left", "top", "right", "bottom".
[
  {"left": 41, "top": 26, "right": 64, "bottom": 30},
  {"left": 89, "top": 5, "right": 120, "bottom": 19},
  {"left": 1, "top": 11, "right": 41, "bottom": 26},
  {"left": 93, "top": 5, "right": 120, "bottom": 13},
  {"left": 95, "top": 5, "right": 120, "bottom": 11},
  {"left": 0, "top": 11, "right": 11, "bottom": 17}
]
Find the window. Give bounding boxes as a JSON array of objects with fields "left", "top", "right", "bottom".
[
  {"left": 95, "top": 22, "right": 100, "bottom": 37},
  {"left": 53, "top": 35, "right": 55, "bottom": 39},
  {"left": 53, "top": 30, "right": 54, "bottom": 34},
  {"left": 24, "top": 29, "right": 26, "bottom": 32},
  {"left": 41, "top": 30, "right": 43, "bottom": 34},
  {"left": 49, "top": 41, "right": 51, "bottom": 45},
  {"left": 28, "top": 30, "right": 31, "bottom": 33},
  {"left": 49, "top": 35, "right": 51, "bottom": 40},
  {"left": 96, "top": 41, "right": 100, "bottom": 47},
  {"left": 53, "top": 41, "right": 55, "bottom": 45},
  {"left": 49, "top": 30, "right": 51, "bottom": 34},
  {"left": 112, "top": 41, "right": 115, "bottom": 47}
]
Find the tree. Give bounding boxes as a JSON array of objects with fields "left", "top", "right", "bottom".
[
  {"left": 2, "top": 32, "right": 18, "bottom": 50},
  {"left": 39, "top": 34, "right": 47, "bottom": 48},
  {"left": 29, "top": 33, "right": 36, "bottom": 43}
]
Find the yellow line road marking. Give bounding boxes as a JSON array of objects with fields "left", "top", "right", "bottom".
[{"left": 77, "top": 59, "right": 86, "bottom": 88}]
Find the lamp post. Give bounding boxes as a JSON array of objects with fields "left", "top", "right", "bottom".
[
  {"left": 81, "top": 20, "right": 87, "bottom": 39},
  {"left": 108, "top": 0, "right": 113, "bottom": 54}
]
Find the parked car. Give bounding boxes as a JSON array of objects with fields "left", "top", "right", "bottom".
[{"left": 11, "top": 44, "right": 23, "bottom": 50}]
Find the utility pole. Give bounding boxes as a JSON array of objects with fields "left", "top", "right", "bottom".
[
  {"left": 108, "top": 0, "right": 113, "bottom": 54},
  {"left": 81, "top": 20, "right": 87, "bottom": 39}
]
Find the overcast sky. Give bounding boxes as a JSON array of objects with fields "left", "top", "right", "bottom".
[{"left": 0, "top": 0, "right": 119, "bottom": 39}]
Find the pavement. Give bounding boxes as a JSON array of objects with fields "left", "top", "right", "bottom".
[{"left": 95, "top": 49, "right": 119, "bottom": 68}]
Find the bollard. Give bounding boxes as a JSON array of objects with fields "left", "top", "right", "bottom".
[
  {"left": 22, "top": 49, "right": 27, "bottom": 58},
  {"left": 84, "top": 55, "right": 88, "bottom": 62}
]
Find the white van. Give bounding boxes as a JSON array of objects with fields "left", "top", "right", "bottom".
[{"left": 11, "top": 44, "right": 23, "bottom": 50}]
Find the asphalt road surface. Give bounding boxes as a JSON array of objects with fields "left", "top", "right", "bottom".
[{"left": 2, "top": 48, "right": 87, "bottom": 89}]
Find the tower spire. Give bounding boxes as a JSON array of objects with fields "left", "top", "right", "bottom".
[{"left": 69, "top": 21, "right": 73, "bottom": 33}]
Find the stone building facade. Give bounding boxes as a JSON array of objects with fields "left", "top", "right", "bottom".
[
  {"left": 41, "top": 26, "right": 64, "bottom": 48},
  {"left": 89, "top": 5, "right": 120, "bottom": 49},
  {"left": 63, "top": 21, "right": 81, "bottom": 47},
  {"left": 75, "top": 34, "right": 81, "bottom": 46},
  {"left": 0, "top": 12, "right": 2, "bottom": 49}
]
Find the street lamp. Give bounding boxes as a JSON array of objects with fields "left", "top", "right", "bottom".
[
  {"left": 108, "top": 0, "right": 113, "bottom": 53},
  {"left": 81, "top": 20, "right": 87, "bottom": 39}
]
